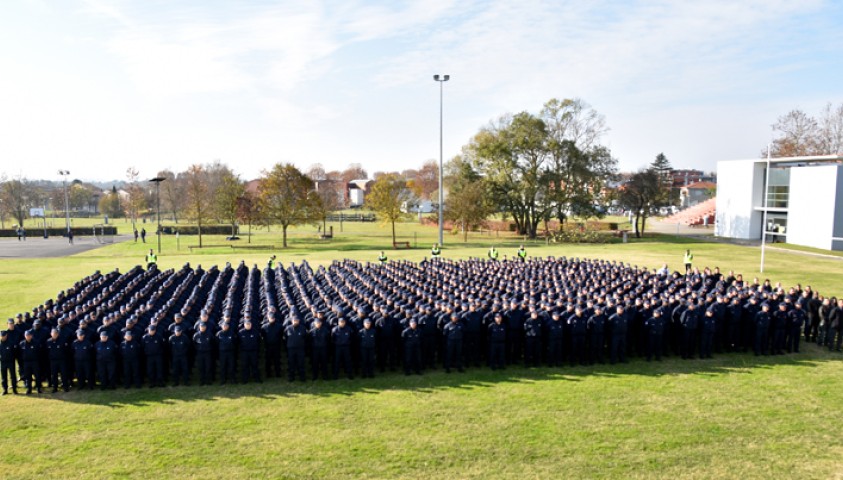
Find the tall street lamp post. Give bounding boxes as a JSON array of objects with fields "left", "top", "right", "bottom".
[
  {"left": 149, "top": 177, "right": 166, "bottom": 254},
  {"left": 433, "top": 74, "right": 449, "bottom": 246}
]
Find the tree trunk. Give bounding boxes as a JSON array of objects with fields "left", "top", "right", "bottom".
[
  {"left": 391, "top": 219, "right": 396, "bottom": 247},
  {"left": 248, "top": 220, "right": 252, "bottom": 244},
  {"left": 282, "top": 224, "right": 288, "bottom": 248},
  {"left": 463, "top": 220, "right": 468, "bottom": 242},
  {"left": 640, "top": 215, "right": 648, "bottom": 237},
  {"left": 198, "top": 217, "right": 203, "bottom": 247},
  {"left": 633, "top": 213, "right": 641, "bottom": 238}
]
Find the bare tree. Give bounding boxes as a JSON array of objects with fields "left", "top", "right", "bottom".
[
  {"left": 124, "top": 167, "right": 147, "bottom": 230},
  {"left": 770, "top": 109, "right": 820, "bottom": 157},
  {"left": 158, "top": 169, "right": 185, "bottom": 223},
  {"left": 818, "top": 102, "right": 843, "bottom": 155},
  {"left": 1, "top": 177, "right": 37, "bottom": 227},
  {"left": 183, "top": 164, "right": 209, "bottom": 247}
]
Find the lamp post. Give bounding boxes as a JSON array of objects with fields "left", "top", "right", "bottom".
[
  {"left": 58, "top": 170, "right": 70, "bottom": 233},
  {"left": 433, "top": 74, "right": 449, "bottom": 246},
  {"left": 149, "top": 177, "right": 165, "bottom": 254}
]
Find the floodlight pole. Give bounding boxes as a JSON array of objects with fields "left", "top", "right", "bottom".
[
  {"left": 149, "top": 177, "right": 166, "bottom": 254},
  {"left": 433, "top": 74, "right": 450, "bottom": 246},
  {"left": 760, "top": 146, "right": 771, "bottom": 273},
  {"left": 58, "top": 170, "right": 70, "bottom": 233}
]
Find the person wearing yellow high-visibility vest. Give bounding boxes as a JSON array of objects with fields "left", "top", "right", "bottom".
[
  {"left": 516, "top": 245, "right": 527, "bottom": 262},
  {"left": 378, "top": 251, "right": 388, "bottom": 265},
  {"left": 683, "top": 249, "right": 693, "bottom": 274},
  {"left": 146, "top": 249, "right": 158, "bottom": 270},
  {"left": 488, "top": 246, "right": 499, "bottom": 261},
  {"left": 431, "top": 243, "right": 441, "bottom": 259},
  {"left": 268, "top": 255, "right": 277, "bottom": 269}
]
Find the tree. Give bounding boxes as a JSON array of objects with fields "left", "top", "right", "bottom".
[
  {"left": 769, "top": 109, "right": 820, "bottom": 157},
  {"left": 183, "top": 164, "right": 209, "bottom": 247},
  {"left": 366, "top": 173, "right": 410, "bottom": 246},
  {"left": 158, "top": 169, "right": 185, "bottom": 223},
  {"left": 98, "top": 187, "right": 122, "bottom": 219},
  {"left": 649, "top": 153, "right": 676, "bottom": 208},
  {"left": 818, "top": 102, "right": 843, "bottom": 155},
  {"left": 618, "top": 169, "right": 661, "bottom": 238},
  {"left": 259, "top": 163, "right": 319, "bottom": 248},
  {"left": 123, "top": 167, "right": 147, "bottom": 230},
  {"left": 69, "top": 183, "right": 93, "bottom": 211},
  {"left": 445, "top": 180, "right": 493, "bottom": 242},
  {"left": 236, "top": 191, "right": 260, "bottom": 244},
  {"left": 306, "top": 164, "right": 327, "bottom": 182},
  {"left": 415, "top": 160, "right": 439, "bottom": 200},
  {"left": 1, "top": 177, "right": 35, "bottom": 226},
  {"left": 215, "top": 171, "right": 245, "bottom": 237}
]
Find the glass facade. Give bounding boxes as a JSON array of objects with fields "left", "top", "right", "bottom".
[{"left": 765, "top": 167, "right": 790, "bottom": 208}]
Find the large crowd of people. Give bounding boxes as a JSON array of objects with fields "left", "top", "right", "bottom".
[{"left": 1, "top": 255, "right": 841, "bottom": 395}]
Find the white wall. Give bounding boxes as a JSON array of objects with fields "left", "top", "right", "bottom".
[
  {"left": 788, "top": 165, "right": 839, "bottom": 250},
  {"left": 715, "top": 160, "right": 762, "bottom": 239}
]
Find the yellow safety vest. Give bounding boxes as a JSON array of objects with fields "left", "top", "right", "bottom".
[
  {"left": 489, "top": 249, "right": 498, "bottom": 260},
  {"left": 431, "top": 247, "right": 441, "bottom": 257},
  {"left": 146, "top": 253, "right": 157, "bottom": 263},
  {"left": 683, "top": 252, "right": 693, "bottom": 264},
  {"left": 517, "top": 249, "right": 527, "bottom": 259}
]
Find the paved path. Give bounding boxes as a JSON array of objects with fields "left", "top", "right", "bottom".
[{"left": 0, "top": 235, "right": 131, "bottom": 258}]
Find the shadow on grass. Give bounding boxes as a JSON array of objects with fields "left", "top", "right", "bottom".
[{"left": 18, "top": 344, "right": 841, "bottom": 408}]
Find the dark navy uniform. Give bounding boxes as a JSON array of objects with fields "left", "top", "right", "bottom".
[
  {"left": 169, "top": 332, "right": 191, "bottom": 386},
  {"left": 262, "top": 319, "right": 284, "bottom": 378},
  {"left": 587, "top": 312, "right": 605, "bottom": 364},
  {"left": 1, "top": 332, "right": 17, "bottom": 394},
  {"left": 524, "top": 315, "right": 542, "bottom": 367},
  {"left": 308, "top": 322, "right": 330, "bottom": 380},
  {"left": 47, "top": 336, "right": 69, "bottom": 392},
  {"left": 72, "top": 335, "right": 94, "bottom": 389},
  {"left": 95, "top": 337, "right": 117, "bottom": 390},
  {"left": 20, "top": 336, "right": 42, "bottom": 394},
  {"left": 700, "top": 312, "right": 716, "bottom": 359},
  {"left": 568, "top": 313, "right": 587, "bottom": 366},
  {"left": 442, "top": 319, "right": 464, "bottom": 373},
  {"left": 193, "top": 329, "right": 215, "bottom": 385},
  {"left": 238, "top": 326, "right": 262, "bottom": 384},
  {"left": 332, "top": 323, "right": 353, "bottom": 379},
  {"left": 121, "top": 337, "right": 142, "bottom": 388},
  {"left": 359, "top": 324, "right": 376, "bottom": 378},
  {"left": 216, "top": 326, "right": 237, "bottom": 384},
  {"left": 401, "top": 324, "right": 422, "bottom": 375},
  {"left": 488, "top": 319, "right": 507, "bottom": 370},
  {"left": 754, "top": 309, "right": 770, "bottom": 356},
  {"left": 644, "top": 314, "right": 665, "bottom": 361},
  {"left": 285, "top": 322, "right": 307, "bottom": 382},
  {"left": 787, "top": 307, "right": 806, "bottom": 353},
  {"left": 142, "top": 330, "right": 165, "bottom": 387},
  {"left": 607, "top": 310, "right": 628, "bottom": 364}
]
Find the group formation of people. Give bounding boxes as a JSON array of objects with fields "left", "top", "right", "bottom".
[{"left": 2, "top": 252, "right": 841, "bottom": 395}]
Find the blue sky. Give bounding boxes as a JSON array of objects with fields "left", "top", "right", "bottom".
[{"left": 1, "top": 0, "right": 841, "bottom": 182}]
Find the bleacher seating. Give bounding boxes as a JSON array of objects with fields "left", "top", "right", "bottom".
[{"left": 664, "top": 198, "right": 716, "bottom": 226}]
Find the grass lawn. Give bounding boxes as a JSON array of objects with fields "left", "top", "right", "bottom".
[{"left": 1, "top": 224, "right": 843, "bottom": 478}]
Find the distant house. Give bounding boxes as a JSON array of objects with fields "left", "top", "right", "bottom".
[
  {"left": 680, "top": 181, "right": 717, "bottom": 207},
  {"left": 244, "top": 179, "right": 261, "bottom": 195},
  {"left": 347, "top": 179, "right": 373, "bottom": 208}
]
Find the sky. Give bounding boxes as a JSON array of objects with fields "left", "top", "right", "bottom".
[{"left": 1, "top": 0, "right": 841, "bottom": 183}]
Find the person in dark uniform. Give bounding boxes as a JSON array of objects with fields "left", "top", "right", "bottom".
[
  {"left": 216, "top": 322, "right": 237, "bottom": 385},
  {"left": 46, "top": 328, "right": 69, "bottom": 392},
  {"left": 359, "top": 319, "right": 376, "bottom": 378},
  {"left": 402, "top": 319, "right": 422, "bottom": 375},
  {"left": 568, "top": 307, "right": 587, "bottom": 366},
  {"left": 417, "top": 306, "right": 438, "bottom": 369},
  {"left": 141, "top": 228, "right": 147, "bottom": 243},
  {"left": 644, "top": 309, "right": 665, "bottom": 362},
  {"left": 607, "top": 306, "right": 628, "bottom": 364},
  {"left": 442, "top": 313, "right": 464, "bottom": 373},
  {"left": 20, "top": 330, "right": 41, "bottom": 394},
  {"left": 72, "top": 329, "right": 94, "bottom": 390},
  {"left": 142, "top": 325, "right": 165, "bottom": 387},
  {"left": 169, "top": 325, "right": 191, "bottom": 386},
  {"left": 332, "top": 317, "right": 353, "bottom": 379},
  {"left": 285, "top": 316, "right": 307, "bottom": 382},
  {"left": 95, "top": 331, "right": 117, "bottom": 390},
  {"left": 488, "top": 313, "right": 507, "bottom": 370},
  {"left": 375, "top": 307, "right": 397, "bottom": 372},
  {"left": 238, "top": 320, "right": 261, "bottom": 384},
  {"left": 700, "top": 309, "right": 716, "bottom": 359},
  {"left": 680, "top": 303, "right": 699, "bottom": 359},
  {"left": 193, "top": 322, "right": 214, "bottom": 386},
  {"left": 121, "top": 331, "right": 142, "bottom": 388},
  {"left": 524, "top": 311, "right": 542, "bottom": 367},
  {"left": 587, "top": 307, "right": 606, "bottom": 364},
  {"left": 309, "top": 317, "right": 330, "bottom": 380},
  {"left": 754, "top": 303, "right": 771, "bottom": 356},
  {"left": 771, "top": 303, "right": 788, "bottom": 355},
  {"left": 262, "top": 314, "right": 283, "bottom": 379},
  {"left": 787, "top": 302, "right": 806, "bottom": 353},
  {"left": 1, "top": 330, "right": 18, "bottom": 395}
]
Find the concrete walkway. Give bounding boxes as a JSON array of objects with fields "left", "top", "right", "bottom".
[{"left": 0, "top": 235, "right": 131, "bottom": 258}]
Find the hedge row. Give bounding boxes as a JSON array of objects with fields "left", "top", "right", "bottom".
[{"left": 0, "top": 226, "right": 117, "bottom": 238}]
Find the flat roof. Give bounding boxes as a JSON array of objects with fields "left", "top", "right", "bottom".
[{"left": 720, "top": 154, "right": 843, "bottom": 165}]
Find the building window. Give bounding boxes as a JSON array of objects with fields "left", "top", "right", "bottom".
[{"left": 766, "top": 167, "right": 790, "bottom": 209}]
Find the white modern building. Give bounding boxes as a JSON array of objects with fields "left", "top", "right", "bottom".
[{"left": 715, "top": 155, "right": 843, "bottom": 251}]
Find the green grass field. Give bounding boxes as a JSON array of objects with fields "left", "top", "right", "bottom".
[{"left": 2, "top": 222, "right": 843, "bottom": 479}]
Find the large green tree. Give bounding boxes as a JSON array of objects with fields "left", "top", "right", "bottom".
[
  {"left": 259, "top": 163, "right": 321, "bottom": 248},
  {"left": 619, "top": 169, "right": 661, "bottom": 238},
  {"left": 183, "top": 164, "right": 209, "bottom": 247},
  {"left": 215, "top": 171, "right": 245, "bottom": 237},
  {"left": 466, "top": 98, "right": 616, "bottom": 238},
  {"left": 365, "top": 173, "right": 410, "bottom": 246}
]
